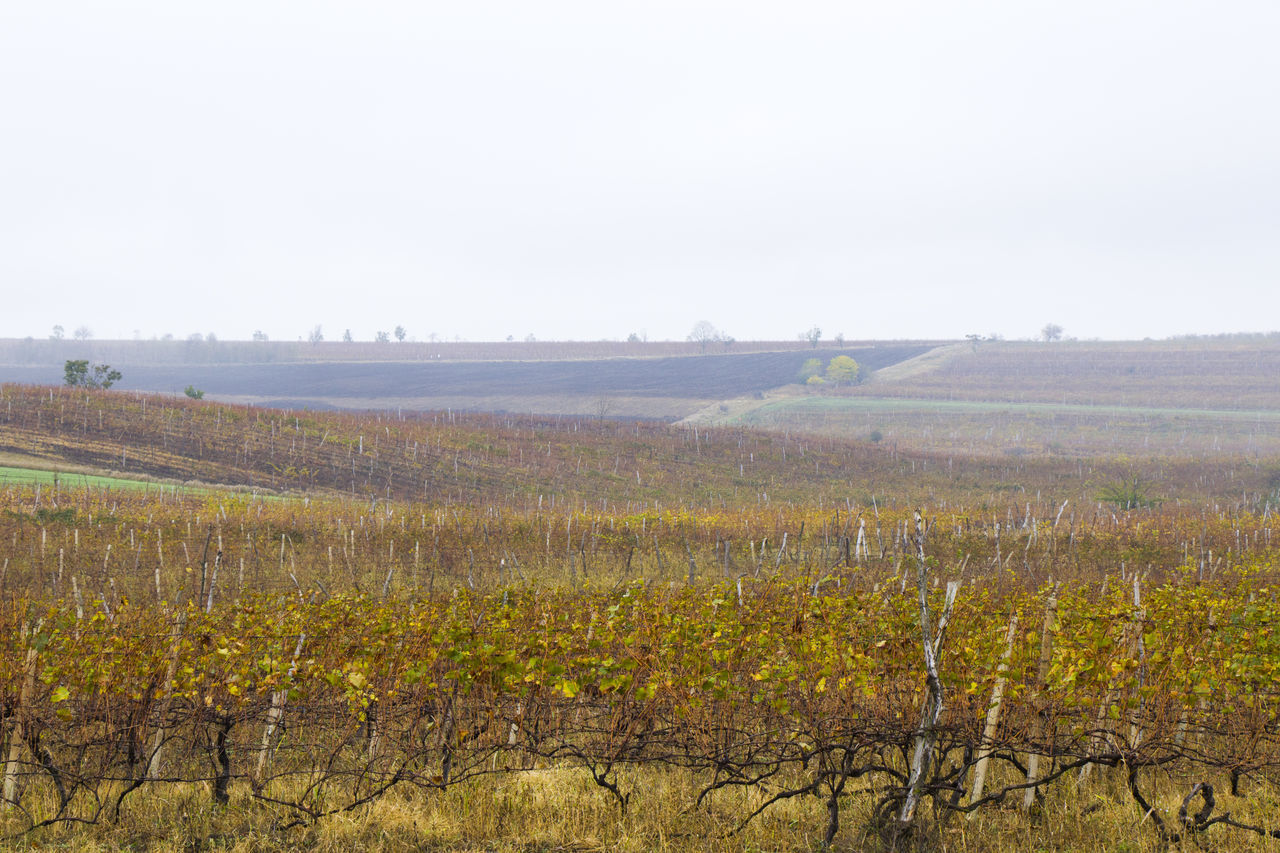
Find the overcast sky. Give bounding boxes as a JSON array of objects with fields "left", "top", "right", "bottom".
[{"left": 2, "top": 1, "right": 1277, "bottom": 343}]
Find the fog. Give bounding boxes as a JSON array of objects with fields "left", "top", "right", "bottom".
[{"left": 3, "top": 1, "right": 1278, "bottom": 343}]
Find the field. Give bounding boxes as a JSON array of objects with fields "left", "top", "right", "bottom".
[
  {"left": 686, "top": 337, "right": 1280, "bottom": 460},
  {"left": 2, "top": 381, "right": 1280, "bottom": 851},
  {"left": 0, "top": 339, "right": 935, "bottom": 418}
]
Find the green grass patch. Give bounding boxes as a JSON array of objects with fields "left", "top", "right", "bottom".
[
  {"left": 741, "top": 395, "right": 1280, "bottom": 421},
  {"left": 0, "top": 465, "right": 283, "bottom": 500},
  {"left": 0, "top": 465, "right": 176, "bottom": 491}
]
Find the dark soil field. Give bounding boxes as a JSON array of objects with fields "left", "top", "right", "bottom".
[{"left": 0, "top": 343, "right": 932, "bottom": 417}]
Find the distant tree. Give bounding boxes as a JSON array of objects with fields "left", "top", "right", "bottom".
[
  {"left": 833, "top": 332, "right": 845, "bottom": 346},
  {"left": 375, "top": 331, "right": 391, "bottom": 343},
  {"left": 394, "top": 325, "right": 407, "bottom": 342},
  {"left": 252, "top": 330, "right": 269, "bottom": 342},
  {"left": 627, "top": 332, "right": 642, "bottom": 343},
  {"left": 184, "top": 385, "right": 205, "bottom": 399},
  {"left": 524, "top": 333, "right": 537, "bottom": 343},
  {"left": 205, "top": 332, "right": 218, "bottom": 343},
  {"left": 50, "top": 325, "right": 64, "bottom": 340},
  {"left": 187, "top": 332, "right": 204, "bottom": 342},
  {"left": 161, "top": 333, "right": 174, "bottom": 342},
  {"left": 869, "top": 429, "right": 883, "bottom": 443},
  {"left": 825, "top": 355, "right": 860, "bottom": 385},
  {"left": 1041, "top": 323, "right": 1064, "bottom": 342},
  {"left": 73, "top": 325, "right": 93, "bottom": 341},
  {"left": 965, "top": 333, "right": 984, "bottom": 352},
  {"left": 308, "top": 325, "right": 324, "bottom": 344},
  {"left": 687, "top": 320, "right": 722, "bottom": 353},
  {"left": 798, "top": 357, "right": 824, "bottom": 383},
  {"left": 63, "top": 360, "right": 88, "bottom": 386},
  {"left": 721, "top": 335, "right": 735, "bottom": 351},
  {"left": 64, "top": 359, "right": 121, "bottom": 389},
  {"left": 342, "top": 329, "right": 353, "bottom": 343},
  {"left": 805, "top": 374, "right": 826, "bottom": 385},
  {"left": 506, "top": 334, "right": 515, "bottom": 342},
  {"left": 803, "top": 326, "right": 821, "bottom": 348}
]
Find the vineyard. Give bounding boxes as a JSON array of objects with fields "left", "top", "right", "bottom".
[
  {"left": 850, "top": 338, "right": 1280, "bottom": 411},
  {"left": 3, "top": 384, "right": 1280, "bottom": 850},
  {"left": 694, "top": 337, "right": 1280, "bottom": 460}
]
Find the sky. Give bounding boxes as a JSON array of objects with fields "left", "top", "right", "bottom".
[{"left": 2, "top": 1, "right": 1278, "bottom": 344}]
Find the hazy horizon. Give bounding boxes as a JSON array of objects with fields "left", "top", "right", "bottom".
[
  {"left": 5, "top": 328, "right": 1278, "bottom": 346},
  {"left": 4, "top": 2, "right": 1278, "bottom": 343}
]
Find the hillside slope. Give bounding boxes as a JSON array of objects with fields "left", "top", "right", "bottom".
[
  {"left": 0, "top": 344, "right": 933, "bottom": 418},
  {"left": 683, "top": 338, "right": 1280, "bottom": 457},
  {"left": 4, "top": 383, "right": 1267, "bottom": 508}
]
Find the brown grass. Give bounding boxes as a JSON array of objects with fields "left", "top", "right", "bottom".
[{"left": 8, "top": 765, "right": 1280, "bottom": 852}]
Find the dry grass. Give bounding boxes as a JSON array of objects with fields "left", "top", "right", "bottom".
[{"left": 6, "top": 764, "right": 1280, "bottom": 852}]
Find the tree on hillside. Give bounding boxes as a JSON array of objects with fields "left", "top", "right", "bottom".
[
  {"left": 798, "top": 357, "right": 823, "bottom": 383},
  {"left": 252, "top": 330, "right": 269, "bottom": 342},
  {"left": 803, "top": 326, "right": 821, "bottom": 348},
  {"left": 73, "top": 325, "right": 93, "bottom": 340},
  {"left": 687, "top": 320, "right": 723, "bottom": 353},
  {"left": 1041, "top": 323, "right": 1064, "bottom": 342},
  {"left": 394, "top": 325, "right": 407, "bottom": 342},
  {"left": 64, "top": 359, "right": 121, "bottom": 389},
  {"left": 308, "top": 325, "right": 324, "bottom": 344},
  {"left": 825, "top": 355, "right": 860, "bottom": 385},
  {"left": 375, "top": 330, "right": 391, "bottom": 343},
  {"left": 342, "top": 329, "right": 353, "bottom": 343},
  {"left": 50, "top": 325, "right": 64, "bottom": 341}
]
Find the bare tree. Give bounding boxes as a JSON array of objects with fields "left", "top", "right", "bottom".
[
  {"left": 1040, "top": 323, "right": 1064, "bottom": 342},
  {"left": 308, "top": 325, "right": 324, "bottom": 344},
  {"left": 687, "top": 320, "right": 722, "bottom": 353},
  {"left": 803, "top": 326, "right": 821, "bottom": 348},
  {"left": 73, "top": 325, "right": 93, "bottom": 341}
]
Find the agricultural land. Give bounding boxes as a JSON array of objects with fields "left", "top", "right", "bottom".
[{"left": 1, "top": 336, "right": 1280, "bottom": 851}]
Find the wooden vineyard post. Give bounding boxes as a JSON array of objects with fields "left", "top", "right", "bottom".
[
  {"left": 3, "top": 621, "right": 40, "bottom": 808},
  {"left": 253, "top": 631, "right": 307, "bottom": 789},
  {"left": 1023, "top": 583, "right": 1060, "bottom": 810},
  {"left": 1127, "top": 575, "right": 1146, "bottom": 750},
  {"left": 897, "top": 511, "right": 960, "bottom": 834},
  {"left": 147, "top": 611, "right": 188, "bottom": 778},
  {"left": 969, "top": 611, "right": 1019, "bottom": 807},
  {"left": 1081, "top": 578, "right": 1126, "bottom": 782}
]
